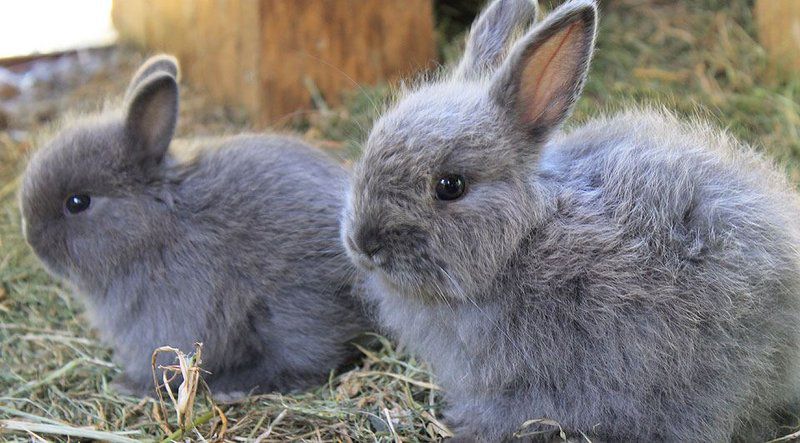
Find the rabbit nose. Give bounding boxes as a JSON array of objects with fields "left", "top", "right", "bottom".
[{"left": 355, "top": 226, "right": 383, "bottom": 258}]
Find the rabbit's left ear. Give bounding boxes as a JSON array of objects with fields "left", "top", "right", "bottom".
[
  {"left": 490, "top": 0, "right": 597, "bottom": 140},
  {"left": 124, "top": 54, "right": 179, "bottom": 102},
  {"left": 124, "top": 72, "right": 178, "bottom": 165},
  {"left": 454, "top": 0, "right": 539, "bottom": 79}
]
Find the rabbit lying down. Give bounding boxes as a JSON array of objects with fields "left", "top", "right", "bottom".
[
  {"left": 343, "top": 0, "right": 800, "bottom": 441},
  {"left": 20, "top": 55, "right": 373, "bottom": 399}
]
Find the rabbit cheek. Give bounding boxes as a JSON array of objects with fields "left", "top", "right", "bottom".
[
  {"left": 28, "top": 233, "right": 70, "bottom": 278},
  {"left": 21, "top": 214, "right": 69, "bottom": 276}
]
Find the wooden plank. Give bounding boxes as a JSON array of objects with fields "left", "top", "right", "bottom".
[
  {"left": 114, "top": 0, "right": 261, "bottom": 117},
  {"left": 112, "top": 0, "right": 436, "bottom": 126},
  {"left": 183, "top": 0, "right": 260, "bottom": 116},
  {"left": 112, "top": 0, "right": 148, "bottom": 46},
  {"left": 755, "top": 0, "right": 800, "bottom": 80},
  {"left": 257, "top": 0, "right": 435, "bottom": 125}
]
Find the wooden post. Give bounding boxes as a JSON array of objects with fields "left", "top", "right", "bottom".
[
  {"left": 112, "top": 0, "right": 436, "bottom": 126},
  {"left": 755, "top": 0, "right": 800, "bottom": 80}
]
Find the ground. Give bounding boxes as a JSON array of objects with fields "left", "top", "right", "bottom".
[{"left": 1, "top": 0, "right": 799, "bottom": 441}]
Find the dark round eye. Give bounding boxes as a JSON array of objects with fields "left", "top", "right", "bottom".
[
  {"left": 435, "top": 174, "right": 467, "bottom": 201},
  {"left": 65, "top": 194, "right": 91, "bottom": 214}
]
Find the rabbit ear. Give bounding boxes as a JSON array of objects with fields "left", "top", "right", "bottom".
[
  {"left": 124, "top": 72, "right": 178, "bottom": 165},
  {"left": 124, "top": 54, "right": 180, "bottom": 102},
  {"left": 490, "top": 0, "right": 597, "bottom": 140},
  {"left": 455, "top": 0, "right": 539, "bottom": 79}
]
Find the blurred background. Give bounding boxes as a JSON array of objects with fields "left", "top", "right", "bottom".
[
  {"left": 0, "top": 1, "right": 798, "bottom": 163},
  {"left": 1, "top": 0, "right": 799, "bottom": 441}
]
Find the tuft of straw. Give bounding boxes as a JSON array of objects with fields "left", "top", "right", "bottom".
[{"left": 150, "top": 343, "right": 228, "bottom": 442}]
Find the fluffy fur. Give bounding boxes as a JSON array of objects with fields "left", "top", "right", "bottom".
[
  {"left": 342, "top": 0, "right": 800, "bottom": 441},
  {"left": 20, "top": 55, "right": 373, "bottom": 398}
]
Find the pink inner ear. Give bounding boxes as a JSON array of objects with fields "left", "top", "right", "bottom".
[{"left": 518, "top": 21, "right": 585, "bottom": 127}]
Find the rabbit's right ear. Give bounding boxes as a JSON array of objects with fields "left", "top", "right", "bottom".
[
  {"left": 490, "top": 0, "right": 597, "bottom": 141},
  {"left": 454, "top": 0, "right": 539, "bottom": 80},
  {"left": 124, "top": 54, "right": 179, "bottom": 102},
  {"left": 124, "top": 72, "right": 178, "bottom": 166}
]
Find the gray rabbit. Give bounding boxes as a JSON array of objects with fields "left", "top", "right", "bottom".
[
  {"left": 342, "top": 0, "right": 800, "bottom": 441},
  {"left": 20, "top": 55, "right": 372, "bottom": 398}
]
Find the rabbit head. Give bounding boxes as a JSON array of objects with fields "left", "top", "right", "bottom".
[
  {"left": 343, "top": 0, "right": 597, "bottom": 302},
  {"left": 20, "top": 55, "right": 180, "bottom": 286}
]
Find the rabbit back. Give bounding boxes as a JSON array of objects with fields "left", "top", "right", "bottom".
[{"left": 538, "top": 110, "right": 800, "bottom": 439}]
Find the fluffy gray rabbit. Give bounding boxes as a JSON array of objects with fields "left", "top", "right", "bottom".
[
  {"left": 342, "top": 0, "right": 800, "bottom": 441},
  {"left": 20, "top": 55, "right": 372, "bottom": 398}
]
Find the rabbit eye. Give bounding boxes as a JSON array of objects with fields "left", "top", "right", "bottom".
[
  {"left": 65, "top": 194, "right": 91, "bottom": 214},
  {"left": 435, "top": 174, "right": 467, "bottom": 201}
]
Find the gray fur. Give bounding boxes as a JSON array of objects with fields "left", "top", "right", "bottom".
[
  {"left": 20, "top": 56, "right": 372, "bottom": 398},
  {"left": 343, "top": 0, "right": 800, "bottom": 441}
]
